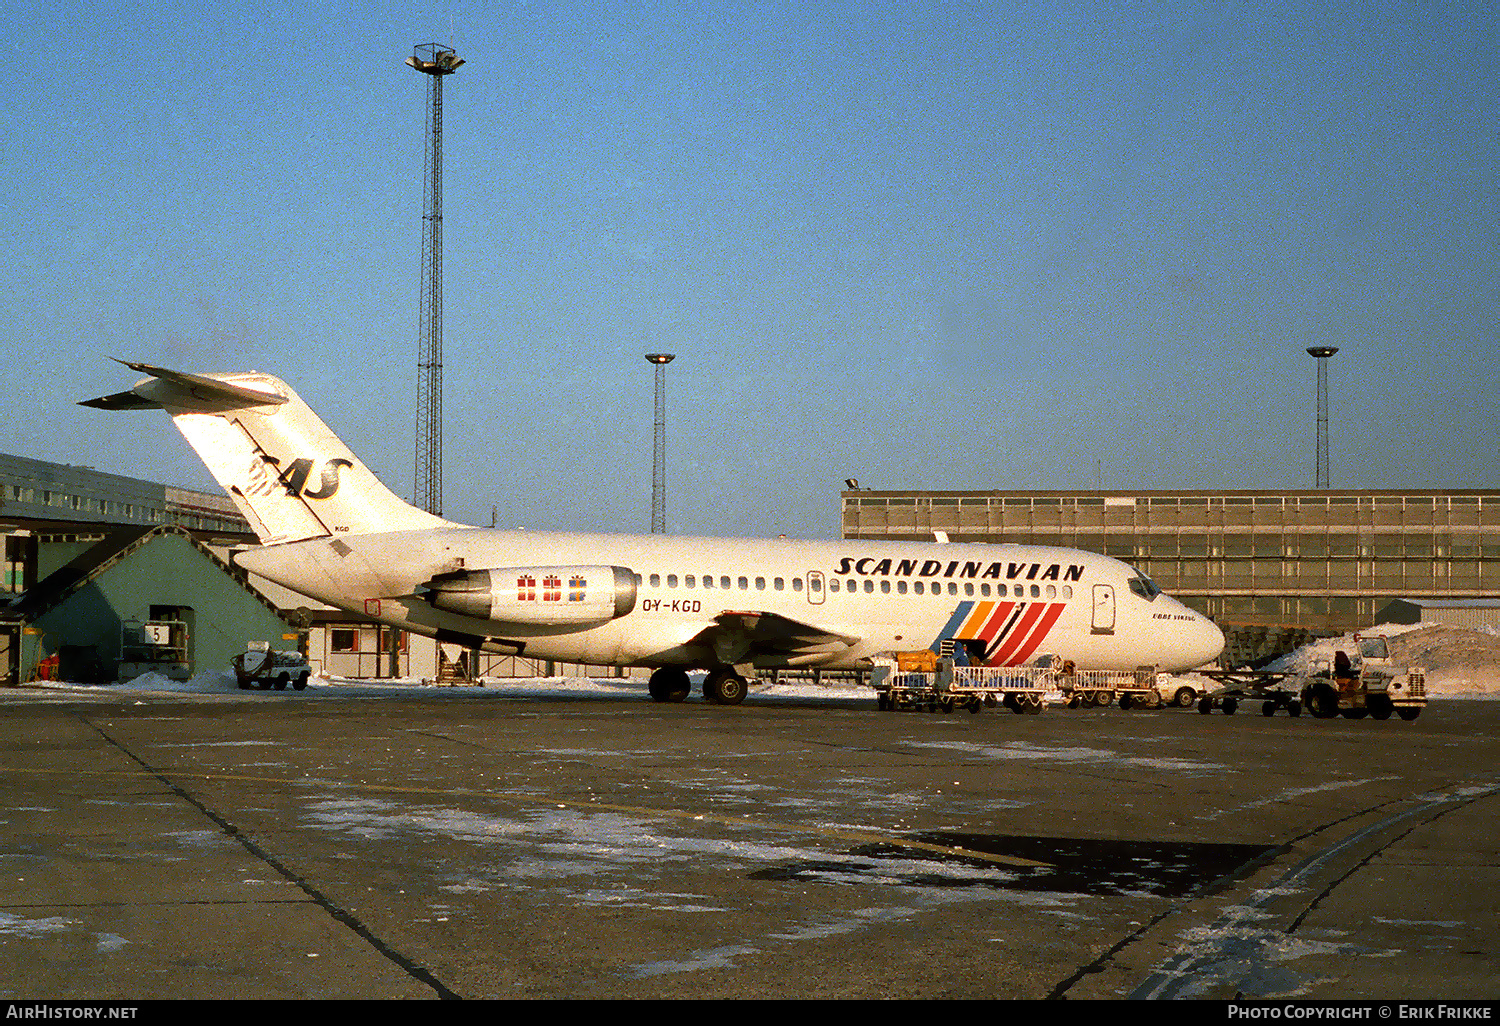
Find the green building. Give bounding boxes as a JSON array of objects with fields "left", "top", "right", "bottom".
[{"left": 4, "top": 524, "right": 292, "bottom": 685}]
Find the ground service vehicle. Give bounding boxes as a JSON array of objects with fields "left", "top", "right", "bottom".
[
  {"left": 1299, "top": 634, "right": 1426, "bottom": 721},
  {"left": 233, "top": 641, "right": 311, "bottom": 691},
  {"left": 870, "top": 653, "right": 1050, "bottom": 714}
]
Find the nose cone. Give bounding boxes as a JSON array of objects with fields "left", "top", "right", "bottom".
[
  {"left": 1188, "top": 618, "right": 1224, "bottom": 666},
  {"left": 1185, "top": 615, "right": 1226, "bottom": 669},
  {"left": 1154, "top": 603, "right": 1226, "bottom": 671}
]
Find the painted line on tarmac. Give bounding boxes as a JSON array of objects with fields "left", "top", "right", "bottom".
[{"left": 1127, "top": 779, "right": 1500, "bottom": 1000}]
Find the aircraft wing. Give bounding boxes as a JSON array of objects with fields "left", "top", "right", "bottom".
[{"left": 687, "top": 610, "right": 862, "bottom": 668}]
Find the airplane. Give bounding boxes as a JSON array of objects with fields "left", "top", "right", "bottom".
[{"left": 83, "top": 361, "right": 1225, "bottom": 703}]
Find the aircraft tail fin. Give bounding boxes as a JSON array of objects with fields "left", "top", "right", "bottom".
[{"left": 81, "top": 360, "right": 449, "bottom": 544}]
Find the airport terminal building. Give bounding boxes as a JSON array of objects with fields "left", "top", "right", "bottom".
[{"left": 841, "top": 488, "right": 1500, "bottom": 641}]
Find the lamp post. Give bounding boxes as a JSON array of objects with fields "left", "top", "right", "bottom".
[
  {"left": 645, "top": 354, "right": 675, "bottom": 533},
  {"left": 1306, "top": 346, "right": 1339, "bottom": 489},
  {"left": 407, "top": 43, "right": 464, "bottom": 516}
]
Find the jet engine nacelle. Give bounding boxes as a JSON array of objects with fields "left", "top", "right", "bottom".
[{"left": 421, "top": 565, "right": 638, "bottom": 626}]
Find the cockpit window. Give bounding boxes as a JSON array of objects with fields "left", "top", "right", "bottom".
[{"left": 1127, "top": 571, "right": 1161, "bottom": 601}]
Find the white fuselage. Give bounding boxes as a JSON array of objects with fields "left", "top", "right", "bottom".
[{"left": 235, "top": 528, "right": 1225, "bottom": 673}]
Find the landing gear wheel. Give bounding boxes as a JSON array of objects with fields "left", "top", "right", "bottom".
[
  {"left": 648, "top": 667, "right": 691, "bottom": 703},
  {"left": 1198, "top": 696, "right": 1213, "bottom": 714},
  {"left": 294, "top": 672, "right": 309, "bottom": 691},
  {"left": 1398, "top": 708, "right": 1421, "bottom": 721},
  {"left": 1223, "top": 697, "right": 1238, "bottom": 715},
  {"left": 1262, "top": 701, "right": 1276, "bottom": 716},
  {"left": 703, "top": 669, "right": 748, "bottom": 706},
  {"left": 1288, "top": 699, "right": 1301, "bottom": 717}
]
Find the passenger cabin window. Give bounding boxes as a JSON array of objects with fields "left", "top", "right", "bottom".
[
  {"left": 685, "top": 575, "right": 695, "bottom": 588},
  {"left": 667, "top": 574, "right": 678, "bottom": 588},
  {"left": 649, "top": 574, "right": 661, "bottom": 587},
  {"left": 738, "top": 576, "right": 749, "bottom": 590},
  {"left": 702, "top": 575, "right": 714, "bottom": 589}
]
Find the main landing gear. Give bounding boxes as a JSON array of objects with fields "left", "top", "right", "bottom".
[
  {"left": 702, "top": 668, "right": 748, "bottom": 705},
  {"left": 647, "top": 667, "right": 750, "bottom": 705},
  {"left": 648, "top": 667, "right": 690, "bottom": 703}
]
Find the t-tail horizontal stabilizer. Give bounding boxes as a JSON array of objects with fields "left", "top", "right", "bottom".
[{"left": 79, "top": 359, "right": 288, "bottom": 413}]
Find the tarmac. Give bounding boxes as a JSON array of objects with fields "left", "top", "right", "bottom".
[{"left": 0, "top": 682, "right": 1495, "bottom": 1001}]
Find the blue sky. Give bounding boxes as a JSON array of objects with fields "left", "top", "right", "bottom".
[{"left": 5, "top": 1, "right": 1497, "bottom": 537}]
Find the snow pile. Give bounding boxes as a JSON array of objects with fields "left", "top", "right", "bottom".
[
  {"left": 1263, "top": 623, "right": 1500, "bottom": 699},
  {"left": 120, "top": 669, "right": 240, "bottom": 692}
]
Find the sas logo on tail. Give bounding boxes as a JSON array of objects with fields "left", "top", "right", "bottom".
[{"left": 277, "top": 457, "right": 353, "bottom": 499}]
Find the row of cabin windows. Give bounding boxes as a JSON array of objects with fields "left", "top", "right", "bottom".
[
  {"left": 645, "top": 572, "right": 1074, "bottom": 601},
  {"left": 649, "top": 573, "right": 795, "bottom": 592}
]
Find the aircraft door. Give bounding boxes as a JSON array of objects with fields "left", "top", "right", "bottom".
[
  {"left": 1091, "top": 584, "right": 1116, "bottom": 635},
  {"left": 806, "top": 571, "right": 825, "bottom": 605}
]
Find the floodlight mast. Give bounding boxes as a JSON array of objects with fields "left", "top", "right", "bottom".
[
  {"left": 646, "top": 354, "right": 675, "bottom": 533},
  {"left": 407, "top": 43, "right": 464, "bottom": 517},
  {"left": 1307, "top": 346, "right": 1338, "bottom": 489}
]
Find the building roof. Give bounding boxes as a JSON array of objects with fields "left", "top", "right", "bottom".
[{"left": 5, "top": 523, "right": 288, "bottom": 625}]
